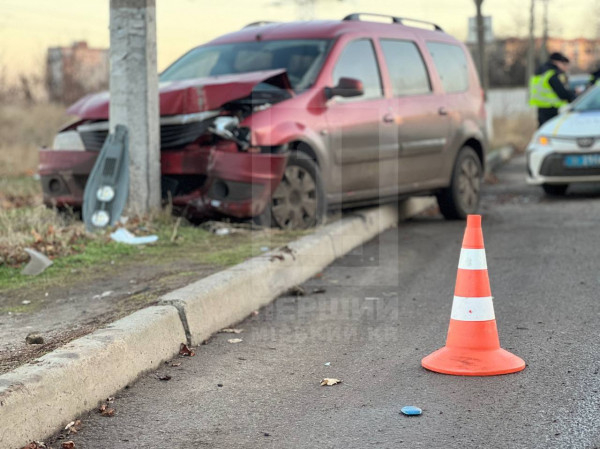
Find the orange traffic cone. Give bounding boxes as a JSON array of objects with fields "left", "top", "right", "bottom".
[{"left": 421, "top": 215, "right": 525, "bottom": 376}]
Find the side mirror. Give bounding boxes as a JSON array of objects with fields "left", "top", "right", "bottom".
[{"left": 325, "top": 77, "right": 364, "bottom": 100}]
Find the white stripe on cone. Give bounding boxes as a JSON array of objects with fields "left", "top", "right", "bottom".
[
  {"left": 458, "top": 248, "right": 487, "bottom": 270},
  {"left": 450, "top": 296, "right": 495, "bottom": 321}
]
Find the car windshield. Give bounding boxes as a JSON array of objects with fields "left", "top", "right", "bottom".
[
  {"left": 160, "top": 39, "right": 332, "bottom": 91},
  {"left": 572, "top": 86, "right": 600, "bottom": 112}
]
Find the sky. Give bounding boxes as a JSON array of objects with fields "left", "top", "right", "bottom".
[{"left": 0, "top": 0, "right": 598, "bottom": 80}]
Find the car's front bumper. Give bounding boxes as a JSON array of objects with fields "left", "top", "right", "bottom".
[
  {"left": 526, "top": 142, "right": 600, "bottom": 185},
  {"left": 39, "top": 143, "right": 288, "bottom": 219}
]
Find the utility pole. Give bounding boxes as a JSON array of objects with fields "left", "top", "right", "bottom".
[
  {"left": 109, "top": 0, "right": 160, "bottom": 217},
  {"left": 474, "top": 0, "right": 488, "bottom": 97},
  {"left": 541, "top": 0, "right": 550, "bottom": 61},
  {"left": 526, "top": 0, "right": 536, "bottom": 87}
]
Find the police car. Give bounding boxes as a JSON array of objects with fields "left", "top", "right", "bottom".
[{"left": 527, "top": 85, "right": 600, "bottom": 195}]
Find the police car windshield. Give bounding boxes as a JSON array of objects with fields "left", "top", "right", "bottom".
[
  {"left": 572, "top": 87, "right": 600, "bottom": 112},
  {"left": 160, "top": 39, "right": 332, "bottom": 91}
]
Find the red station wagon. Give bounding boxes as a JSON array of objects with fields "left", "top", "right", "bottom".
[{"left": 40, "top": 13, "right": 488, "bottom": 229}]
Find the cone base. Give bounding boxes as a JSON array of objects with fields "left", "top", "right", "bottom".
[{"left": 421, "top": 346, "right": 525, "bottom": 376}]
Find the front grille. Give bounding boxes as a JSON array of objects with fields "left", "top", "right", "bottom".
[
  {"left": 79, "top": 121, "right": 211, "bottom": 151},
  {"left": 540, "top": 153, "right": 600, "bottom": 177}
]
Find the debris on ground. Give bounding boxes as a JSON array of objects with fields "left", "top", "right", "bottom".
[
  {"left": 21, "top": 300, "right": 31, "bottom": 305},
  {"left": 320, "top": 378, "right": 342, "bottom": 386},
  {"left": 269, "top": 254, "right": 285, "bottom": 262},
  {"left": 365, "top": 297, "right": 380, "bottom": 301},
  {"left": 228, "top": 338, "right": 243, "bottom": 344},
  {"left": 179, "top": 343, "right": 196, "bottom": 357},
  {"left": 286, "top": 285, "right": 306, "bottom": 296},
  {"left": 312, "top": 287, "right": 327, "bottom": 294},
  {"left": 21, "top": 248, "right": 53, "bottom": 276},
  {"left": 215, "top": 228, "right": 231, "bottom": 236},
  {"left": 64, "top": 420, "right": 82, "bottom": 434},
  {"left": 251, "top": 310, "right": 259, "bottom": 316},
  {"left": 21, "top": 442, "right": 48, "bottom": 449},
  {"left": 170, "top": 362, "right": 181, "bottom": 367},
  {"left": 25, "top": 333, "right": 44, "bottom": 345},
  {"left": 400, "top": 406, "right": 422, "bottom": 416},
  {"left": 110, "top": 228, "right": 158, "bottom": 245},
  {"left": 98, "top": 403, "right": 115, "bottom": 417},
  {"left": 62, "top": 441, "right": 75, "bottom": 449},
  {"left": 156, "top": 373, "right": 172, "bottom": 381},
  {"left": 260, "top": 246, "right": 269, "bottom": 252},
  {"left": 219, "top": 328, "right": 243, "bottom": 334},
  {"left": 92, "top": 291, "right": 113, "bottom": 300},
  {"left": 279, "top": 245, "right": 296, "bottom": 260},
  {"left": 324, "top": 362, "right": 331, "bottom": 366}
]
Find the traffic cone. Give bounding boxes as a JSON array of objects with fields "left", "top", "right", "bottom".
[{"left": 421, "top": 215, "right": 525, "bottom": 376}]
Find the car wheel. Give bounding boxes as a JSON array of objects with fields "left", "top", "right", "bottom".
[
  {"left": 437, "top": 146, "right": 482, "bottom": 220},
  {"left": 256, "top": 152, "right": 326, "bottom": 229},
  {"left": 542, "top": 183, "right": 568, "bottom": 196}
]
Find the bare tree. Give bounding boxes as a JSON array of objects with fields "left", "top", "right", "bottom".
[
  {"left": 540, "top": 0, "right": 550, "bottom": 61},
  {"left": 526, "top": 0, "right": 536, "bottom": 86}
]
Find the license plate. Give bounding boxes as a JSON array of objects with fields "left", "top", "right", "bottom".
[{"left": 564, "top": 154, "right": 600, "bottom": 168}]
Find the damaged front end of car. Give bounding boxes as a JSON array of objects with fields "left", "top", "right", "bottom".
[{"left": 39, "top": 69, "right": 293, "bottom": 221}]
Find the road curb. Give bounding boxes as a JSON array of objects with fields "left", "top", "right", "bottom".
[
  {"left": 0, "top": 198, "right": 434, "bottom": 448},
  {"left": 0, "top": 306, "right": 186, "bottom": 449},
  {"left": 485, "top": 145, "right": 515, "bottom": 174}
]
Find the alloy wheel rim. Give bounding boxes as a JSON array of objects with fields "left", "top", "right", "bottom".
[
  {"left": 271, "top": 165, "right": 318, "bottom": 229},
  {"left": 457, "top": 156, "right": 480, "bottom": 213}
]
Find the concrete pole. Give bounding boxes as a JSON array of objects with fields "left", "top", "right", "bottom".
[
  {"left": 526, "top": 0, "right": 535, "bottom": 86},
  {"left": 109, "top": 0, "right": 160, "bottom": 216},
  {"left": 475, "top": 0, "right": 488, "bottom": 98}
]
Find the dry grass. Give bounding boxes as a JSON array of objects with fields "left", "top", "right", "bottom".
[
  {"left": 0, "top": 102, "right": 69, "bottom": 175},
  {"left": 491, "top": 113, "right": 537, "bottom": 153}
]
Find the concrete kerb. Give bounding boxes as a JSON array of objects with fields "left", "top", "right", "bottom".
[
  {"left": 0, "top": 199, "right": 435, "bottom": 448},
  {"left": 486, "top": 145, "right": 515, "bottom": 174},
  {"left": 0, "top": 306, "right": 186, "bottom": 449}
]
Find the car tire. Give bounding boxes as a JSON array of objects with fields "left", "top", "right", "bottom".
[
  {"left": 255, "top": 152, "right": 326, "bottom": 229},
  {"left": 436, "top": 146, "right": 482, "bottom": 220},
  {"left": 542, "top": 183, "right": 568, "bottom": 196}
]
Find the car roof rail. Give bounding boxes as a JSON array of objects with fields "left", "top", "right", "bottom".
[
  {"left": 243, "top": 21, "right": 279, "bottom": 29},
  {"left": 342, "top": 13, "right": 444, "bottom": 32}
]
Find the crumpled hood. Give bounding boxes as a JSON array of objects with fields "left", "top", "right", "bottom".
[
  {"left": 67, "top": 69, "right": 292, "bottom": 120},
  {"left": 540, "top": 111, "right": 600, "bottom": 137}
]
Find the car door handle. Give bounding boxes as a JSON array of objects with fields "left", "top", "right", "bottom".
[
  {"left": 383, "top": 113, "right": 395, "bottom": 123},
  {"left": 438, "top": 107, "right": 448, "bottom": 116}
]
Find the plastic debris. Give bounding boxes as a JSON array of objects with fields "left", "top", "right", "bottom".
[
  {"left": 320, "top": 378, "right": 342, "bottom": 386},
  {"left": 110, "top": 228, "right": 158, "bottom": 245},
  {"left": 215, "top": 228, "right": 231, "bottom": 236},
  {"left": 21, "top": 248, "right": 53, "bottom": 276},
  {"left": 21, "top": 300, "right": 31, "bottom": 305},
  {"left": 220, "top": 328, "right": 243, "bottom": 334},
  {"left": 260, "top": 246, "right": 270, "bottom": 252},
  {"left": 324, "top": 362, "right": 331, "bottom": 366},
  {"left": 228, "top": 338, "right": 243, "bottom": 344},
  {"left": 400, "top": 406, "right": 422, "bottom": 416}
]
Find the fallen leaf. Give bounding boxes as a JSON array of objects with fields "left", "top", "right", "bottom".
[
  {"left": 62, "top": 442, "right": 75, "bottom": 449},
  {"left": 228, "top": 338, "right": 243, "bottom": 344},
  {"left": 179, "top": 343, "right": 196, "bottom": 357},
  {"left": 251, "top": 310, "right": 259, "bottom": 316},
  {"left": 156, "top": 373, "right": 172, "bottom": 381},
  {"left": 22, "top": 443, "right": 44, "bottom": 449},
  {"left": 99, "top": 404, "right": 115, "bottom": 416},
  {"left": 219, "top": 328, "right": 243, "bottom": 334},
  {"left": 99, "top": 404, "right": 107, "bottom": 412},
  {"left": 320, "top": 378, "right": 342, "bottom": 386}
]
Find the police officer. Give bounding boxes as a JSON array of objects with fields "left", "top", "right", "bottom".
[{"left": 529, "top": 52, "right": 575, "bottom": 127}]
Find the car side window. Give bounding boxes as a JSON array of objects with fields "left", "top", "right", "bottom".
[
  {"left": 426, "top": 42, "right": 469, "bottom": 93},
  {"left": 380, "top": 39, "right": 431, "bottom": 96},
  {"left": 332, "top": 39, "right": 383, "bottom": 100}
]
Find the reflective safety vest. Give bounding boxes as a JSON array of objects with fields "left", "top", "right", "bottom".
[{"left": 529, "top": 69, "right": 568, "bottom": 108}]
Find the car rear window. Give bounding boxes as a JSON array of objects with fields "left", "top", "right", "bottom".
[
  {"left": 332, "top": 39, "right": 383, "bottom": 100},
  {"left": 425, "top": 42, "right": 469, "bottom": 93},
  {"left": 380, "top": 39, "right": 431, "bottom": 96}
]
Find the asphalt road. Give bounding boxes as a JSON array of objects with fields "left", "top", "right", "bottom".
[{"left": 48, "top": 155, "right": 600, "bottom": 449}]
